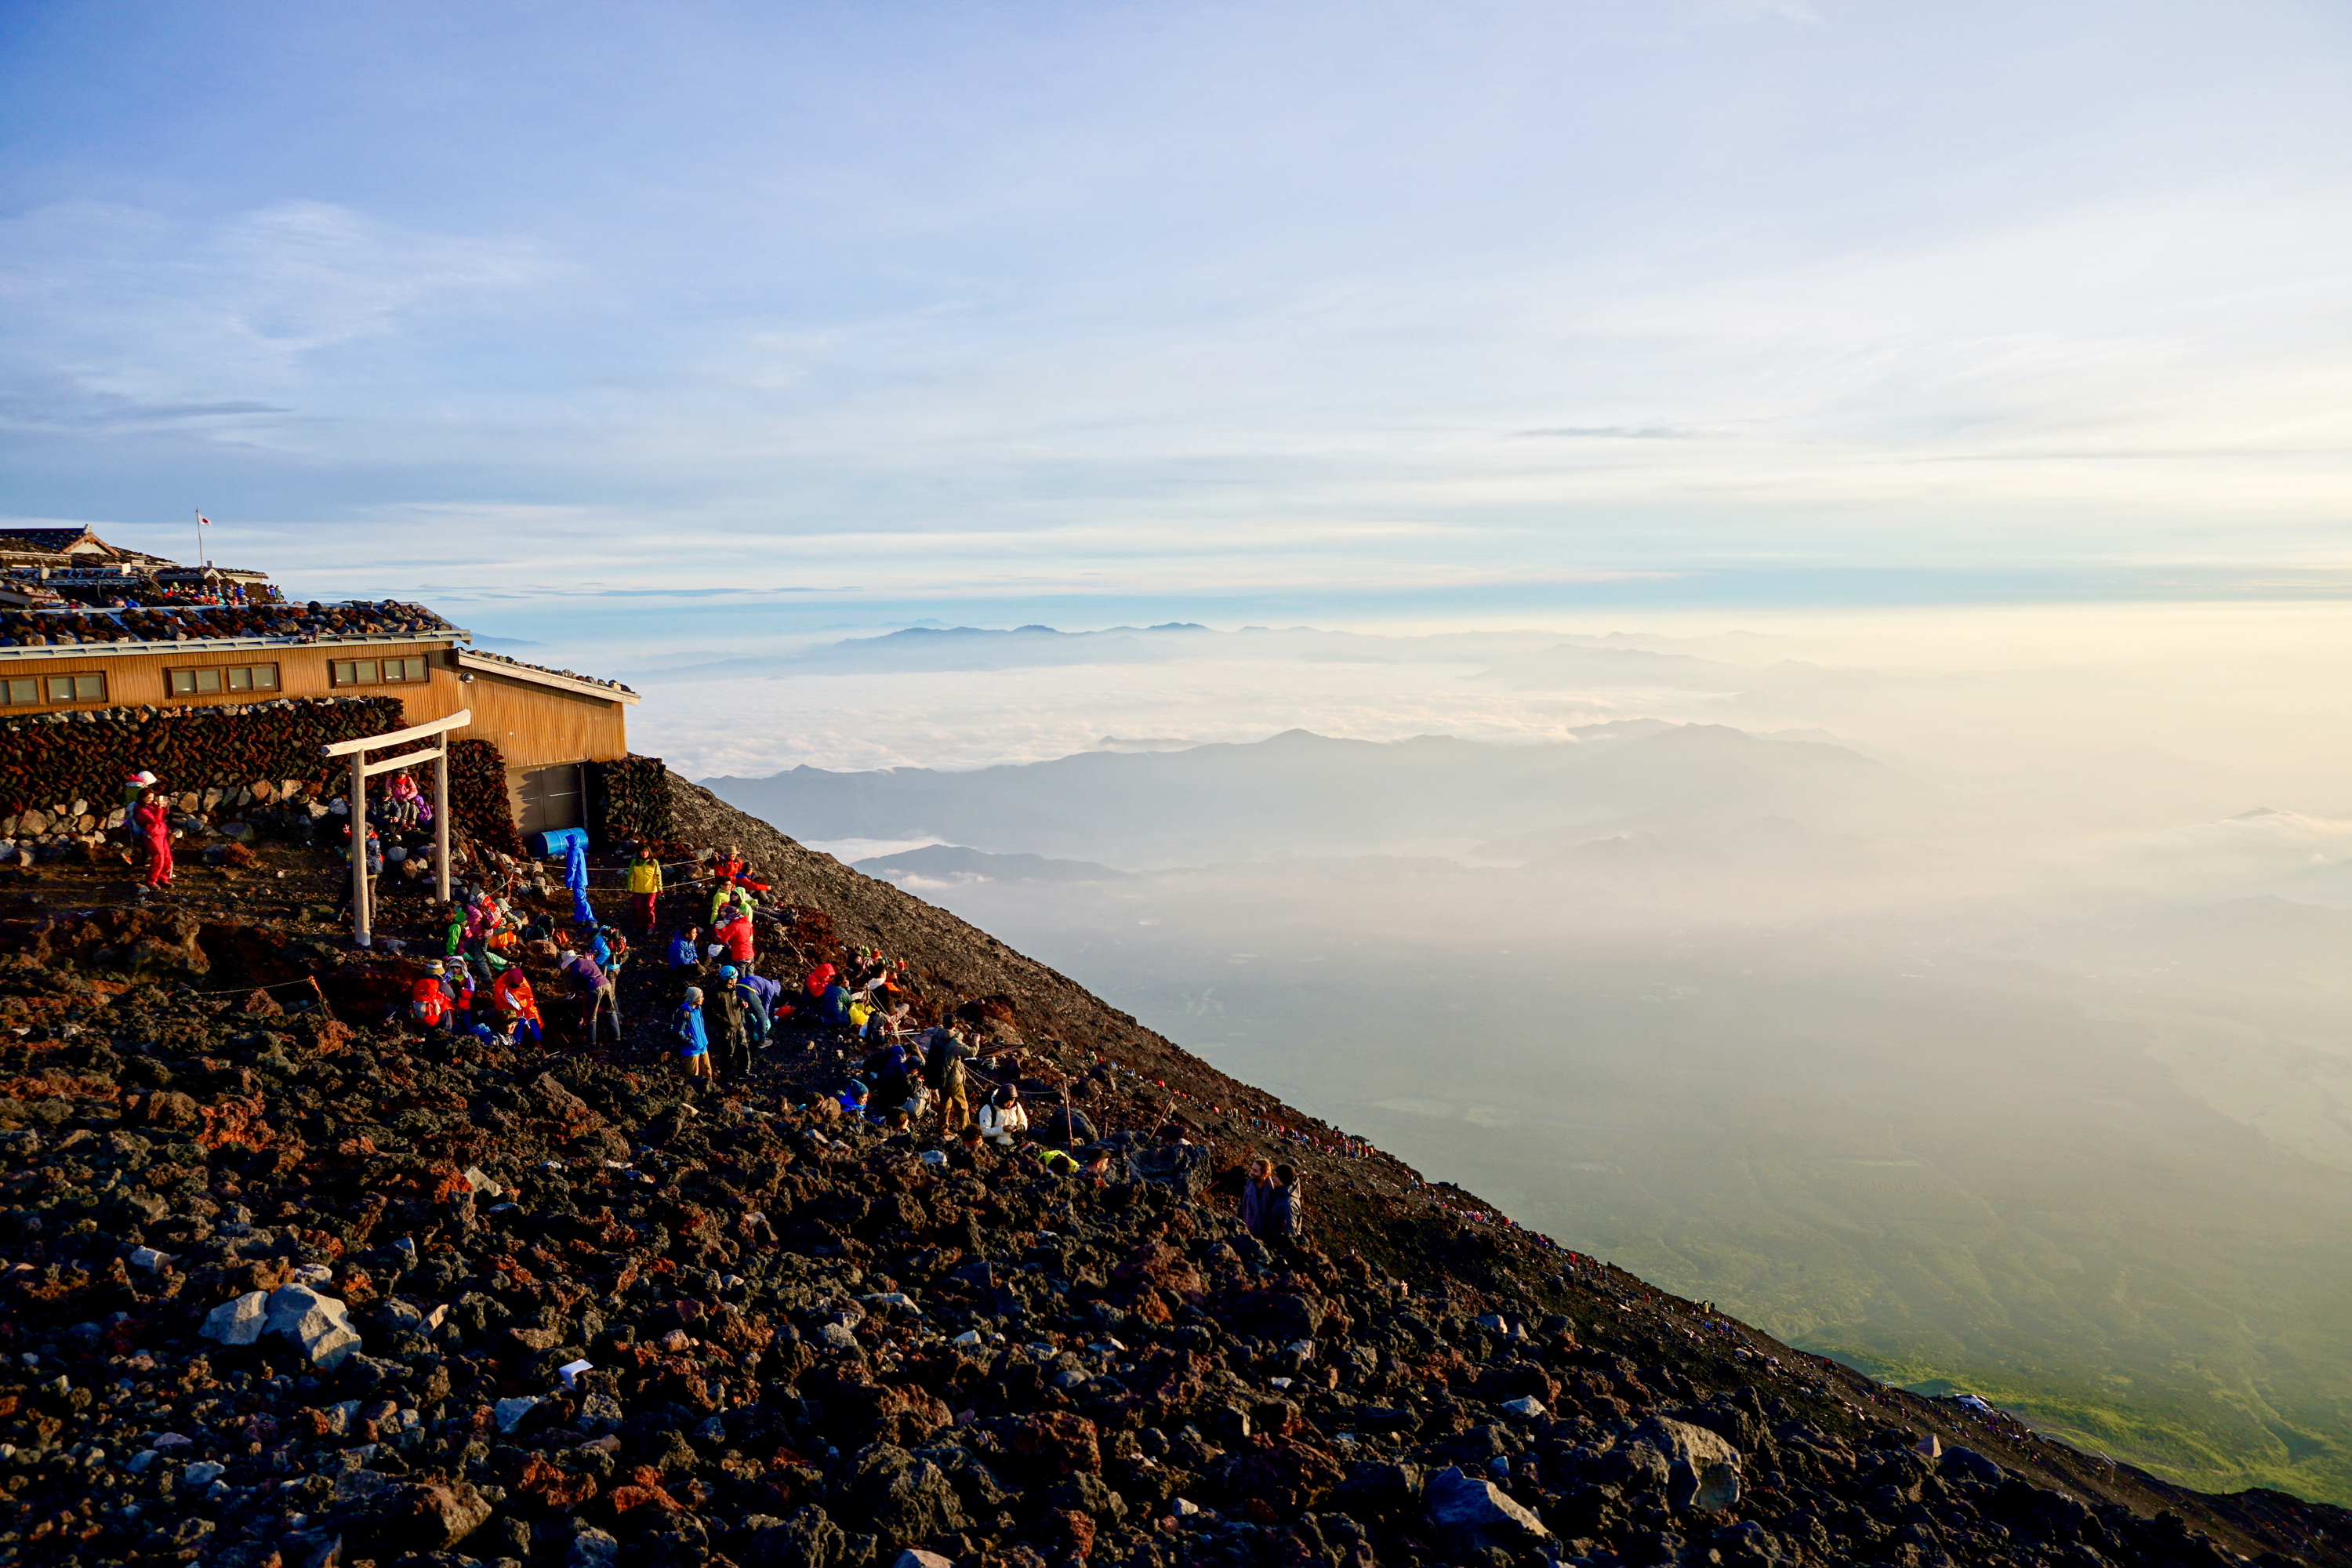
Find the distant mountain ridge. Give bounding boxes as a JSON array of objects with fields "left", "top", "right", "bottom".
[{"left": 705, "top": 720, "right": 1936, "bottom": 868}]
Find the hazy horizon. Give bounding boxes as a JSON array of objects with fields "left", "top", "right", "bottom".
[{"left": 685, "top": 609, "right": 2352, "bottom": 1504}]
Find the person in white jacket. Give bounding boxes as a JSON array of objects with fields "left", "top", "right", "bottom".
[{"left": 977, "top": 1084, "right": 1029, "bottom": 1146}]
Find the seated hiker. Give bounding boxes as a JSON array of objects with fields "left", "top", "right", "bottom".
[
  {"left": 804, "top": 961, "right": 838, "bottom": 1002},
  {"left": 836, "top": 1079, "right": 870, "bottom": 1116},
  {"left": 669, "top": 924, "right": 704, "bottom": 972},
  {"left": 492, "top": 966, "right": 543, "bottom": 1045},
  {"left": 409, "top": 960, "right": 457, "bottom": 1033},
  {"left": 673, "top": 986, "right": 711, "bottom": 1080},
  {"left": 978, "top": 1084, "right": 1029, "bottom": 1146},
  {"left": 387, "top": 769, "right": 423, "bottom": 828}
]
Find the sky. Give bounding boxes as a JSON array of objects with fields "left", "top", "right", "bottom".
[{"left": 4, "top": 0, "right": 2351, "bottom": 635}]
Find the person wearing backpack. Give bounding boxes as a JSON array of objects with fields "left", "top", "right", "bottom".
[{"left": 920, "top": 1023, "right": 977, "bottom": 1132}]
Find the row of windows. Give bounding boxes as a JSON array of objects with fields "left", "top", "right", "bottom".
[
  {"left": 3, "top": 672, "right": 106, "bottom": 708},
  {"left": 329, "top": 655, "right": 430, "bottom": 688},
  {"left": 0, "top": 655, "right": 436, "bottom": 710},
  {"left": 167, "top": 662, "right": 280, "bottom": 696}
]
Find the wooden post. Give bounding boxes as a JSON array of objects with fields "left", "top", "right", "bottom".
[
  {"left": 433, "top": 745, "right": 452, "bottom": 904},
  {"left": 350, "top": 757, "right": 370, "bottom": 947},
  {"left": 321, "top": 709, "right": 471, "bottom": 951}
]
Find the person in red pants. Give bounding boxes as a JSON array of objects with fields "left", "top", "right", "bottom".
[
  {"left": 626, "top": 844, "right": 663, "bottom": 932},
  {"left": 133, "top": 786, "right": 173, "bottom": 893}
]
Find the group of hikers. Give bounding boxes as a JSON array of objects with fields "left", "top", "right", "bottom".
[{"left": 390, "top": 829, "right": 1311, "bottom": 1240}]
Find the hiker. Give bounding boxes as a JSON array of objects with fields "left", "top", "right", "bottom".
[
  {"left": 564, "top": 837, "right": 593, "bottom": 925},
  {"left": 561, "top": 950, "right": 620, "bottom": 1044},
  {"left": 816, "top": 971, "right": 853, "bottom": 1026},
  {"left": 713, "top": 908, "right": 756, "bottom": 973},
  {"left": 865, "top": 1038, "right": 913, "bottom": 1114},
  {"left": 710, "top": 967, "right": 750, "bottom": 1077},
  {"left": 978, "top": 1084, "right": 1029, "bottom": 1146},
  {"left": 735, "top": 965, "right": 787, "bottom": 1036},
  {"left": 334, "top": 823, "right": 383, "bottom": 912},
  {"left": 387, "top": 770, "right": 423, "bottom": 829},
  {"left": 673, "top": 986, "right": 711, "bottom": 1081},
  {"left": 409, "top": 959, "right": 456, "bottom": 1033},
  {"left": 626, "top": 845, "right": 663, "bottom": 932},
  {"left": 922, "top": 1022, "right": 977, "bottom": 1132},
  {"left": 120, "top": 768, "right": 157, "bottom": 815},
  {"left": 1269, "top": 1162, "right": 1305, "bottom": 1243},
  {"left": 133, "top": 786, "right": 173, "bottom": 892},
  {"left": 1240, "top": 1157, "right": 1282, "bottom": 1240},
  {"left": 668, "top": 924, "right": 704, "bottom": 975},
  {"left": 491, "top": 965, "right": 543, "bottom": 1044},
  {"left": 836, "top": 1079, "right": 869, "bottom": 1116},
  {"left": 720, "top": 964, "right": 770, "bottom": 1049}
]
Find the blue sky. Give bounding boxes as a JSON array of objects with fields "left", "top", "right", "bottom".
[{"left": 4, "top": 0, "right": 2350, "bottom": 630}]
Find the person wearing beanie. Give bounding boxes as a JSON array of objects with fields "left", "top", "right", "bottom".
[{"left": 674, "top": 985, "right": 711, "bottom": 1080}]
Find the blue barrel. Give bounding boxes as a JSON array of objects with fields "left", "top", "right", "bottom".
[{"left": 535, "top": 826, "right": 589, "bottom": 858}]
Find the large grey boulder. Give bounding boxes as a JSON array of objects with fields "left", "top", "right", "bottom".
[
  {"left": 1424, "top": 1465, "right": 1549, "bottom": 1552},
  {"left": 264, "top": 1283, "right": 362, "bottom": 1370},
  {"left": 1635, "top": 1416, "right": 1744, "bottom": 1512},
  {"left": 201, "top": 1290, "right": 270, "bottom": 1347}
]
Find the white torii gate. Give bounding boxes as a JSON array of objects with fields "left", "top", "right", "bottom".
[{"left": 322, "top": 707, "right": 471, "bottom": 946}]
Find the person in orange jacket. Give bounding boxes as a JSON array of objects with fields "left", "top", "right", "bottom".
[
  {"left": 491, "top": 966, "right": 543, "bottom": 1044},
  {"left": 409, "top": 960, "right": 456, "bottom": 1032}
]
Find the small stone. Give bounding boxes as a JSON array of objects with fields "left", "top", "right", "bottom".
[
  {"left": 1501, "top": 1396, "right": 1547, "bottom": 1420},
  {"left": 463, "top": 1166, "right": 502, "bottom": 1196},
  {"left": 182, "top": 1461, "right": 226, "bottom": 1488},
  {"left": 129, "top": 1245, "right": 171, "bottom": 1272},
  {"left": 892, "top": 1552, "right": 954, "bottom": 1568},
  {"left": 818, "top": 1322, "right": 858, "bottom": 1352},
  {"left": 494, "top": 1396, "right": 541, "bottom": 1433}
]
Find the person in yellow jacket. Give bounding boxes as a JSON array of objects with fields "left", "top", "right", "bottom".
[{"left": 626, "top": 846, "right": 664, "bottom": 934}]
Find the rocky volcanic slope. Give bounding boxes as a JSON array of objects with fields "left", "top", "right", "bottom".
[{"left": 0, "top": 768, "right": 2339, "bottom": 1568}]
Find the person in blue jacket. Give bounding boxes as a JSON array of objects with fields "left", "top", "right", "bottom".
[
  {"left": 673, "top": 985, "right": 710, "bottom": 1081},
  {"left": 564, "top": 837, "right": 593, "bottom": 925},
  {"left": 718, "top": 964, "right": 771, "bottom": 1048},
  {"left": 668, "top": 924, "right": 703, "bottom": 974}
]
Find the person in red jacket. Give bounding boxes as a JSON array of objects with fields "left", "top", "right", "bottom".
[
  {"left": 715, "top": 911, "right": 756, "bottom": 972},
  {"left": 133, "top": 787, "right": 173, "bottom": 892},
  {"left": 410, "top": 960, "right": 456, "bottom": 1033}
]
